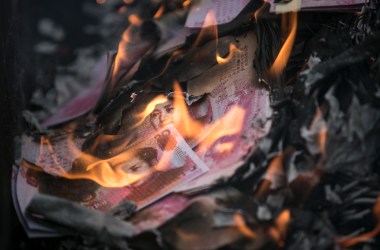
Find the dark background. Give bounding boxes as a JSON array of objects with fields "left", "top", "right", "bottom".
[
  {"left": 1, "top": 0, "right": 20, "bottom": 249},
  {"left": 0, "top": 1, "right": 100, "bottom": 249}
]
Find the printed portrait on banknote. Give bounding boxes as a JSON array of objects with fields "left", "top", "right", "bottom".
[{"left": 18, "top": 124, "right": 208, "bottom": 211}]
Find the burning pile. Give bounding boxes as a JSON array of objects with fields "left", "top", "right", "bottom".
[{"left": 12, "top": 0, "right": 380, "bottom": 249}]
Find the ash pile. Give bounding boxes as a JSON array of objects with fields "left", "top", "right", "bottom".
[{"left": 13, "top": 0, "right": 380, "bottom": 249}]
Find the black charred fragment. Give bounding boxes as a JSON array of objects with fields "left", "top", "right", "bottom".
[{"left": 27, "top": 194, "right": 136, "bottom": 249}]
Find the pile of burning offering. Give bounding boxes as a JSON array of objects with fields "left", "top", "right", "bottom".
[{"left": 12, "top": 0, "right": 380, "bottom": 249}]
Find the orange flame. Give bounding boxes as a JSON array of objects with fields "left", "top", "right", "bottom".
[
  {"left": 192, "top": 10, "right": 218, "bottom": 48},
  {"left": 318, "top": 125, "right": 327, "bottom": 156},
  {"left": 310, "top": 108, "right": 327, "bottom": 156},
  {"left": 154, "top": 5, "right": 165, "bottom": 19},
  {"left": 198, "top": 106, "right": 245, "bottom": 154},
  {"left": 337, "top": 198, "right": 380, "bottom": 248},
  {"left": 268, "top": 209, "right": 291, "bottom": 246},
  {"left": 216, "top": 43, "right": 241, "bottom": 64},
  {"left": 195, "top": 11, "right": 240, "bottom": 66},
  {"left": 269, "top": 12, "right": 298, "bottom": 77},
  {"left": 123, "top": 0, "right": 134, "bottom": 4},
  {"left": 128, "top": 14, "right": 142, "bottom": 25},
  {"left": 132, "top": 95, "right": 168, "bottom": 129},
  {"left": 182, "top": 0, "right": 192, "bottom": 8},
  {"left": 256, "top": 154, "right": 284, "bottom": 195},
  {"left": 254, "top": 1, "right": 268, "bottom": 21},
  {"left": 33, "top": 80, "right": 246, "bottom": 188},
  {"left": 112, "top": 26, "right": 133, "bottom": 85},
  {"left": 172, "top": 81, "right": 204, "bottom": 139},
  {"left": 234, "top": 213, "right": 256, "bottom": 238}
]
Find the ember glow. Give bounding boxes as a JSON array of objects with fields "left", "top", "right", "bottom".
[
  {"left": 269, "top": 12, "right": 298, "bottom": 77},
  {"left": 256, "top": 154, "right": 284, "bottom": 196},
  {"left": 311, "top": 108, "right": 327, "bottom": 156},
  {"left": 269, "top": 210, "right": 291, "bottom": 246},
  {"left": 234, "top": 213, "right": 256, "bottom": 238},
  {"left": 154, "top": 5, "right": 165, "bottom": 19},
  {"left": 128, "top": 14, "right": 142, "bottom": 25},
  {"left": 182, "top": 0, "right": 192, "bottom": 8}
]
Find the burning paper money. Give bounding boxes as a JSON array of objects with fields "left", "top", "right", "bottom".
[{"left": 269, "top": 0, "right": 366, "bottom": 13}]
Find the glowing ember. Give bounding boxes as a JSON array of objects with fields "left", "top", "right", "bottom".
[
  {"left": 154, "top": 5, "right": 165, "bottom": 19},
  {"left": 118, "top": 6, "right": 127, "bottom": 14},
  {"left": 269, "top": 12, "right": 298, "bottom": 77},
  {"left": 268, "top": 209, "right": 291, "bottom": 246},
  {"left": 337, "top": 197, "right": 380, "bottom": 248},
  {"left": 128, "top": 14, "right": 142, "bottom": 25},
  {"left": 182, "top": 0, "right": 192, "bottom": 8}
]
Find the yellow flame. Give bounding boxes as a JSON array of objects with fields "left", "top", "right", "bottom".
[
  {"left": 216, "top": 43, "right": 241, "bottom": 64},
  {"left": 172, "top": 81, "right": 204, "bottom": 139},
  {"left": 32, "top": 80, "right": 246, "bottom": 188},
  {"left": 198, "top": 106, "right": 245, "bottom": 153},
  {"left": 132, "top": 95, "right": 169, "bottom": 129},
  {"left": 195, "top": 11, "right": 241, "bottom": 67},
  {"left": 269, "top": 12, "right": 297, "bottom": 77},
  {"left": 214, "top": 142, "right": 234, "bottom": 154},
  {"left": 193, "top": 10, "right": 218, "bottom": 48}
]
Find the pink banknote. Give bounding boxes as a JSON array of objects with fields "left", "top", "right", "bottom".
[
  {"left": 130, "top": 194, "right": 191, "bottom": 233},
  {"left": 177, "top": 31, "right": 272, "bottom": 192},
  {"left": 18, "top": 124, "right": 208, "bottom": 213},
  {"left": 185, "top": 0, "right": 250, "bottom": 28},
  {"left": 269, "top": 0, "right": 366, "bottom": 13}
]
